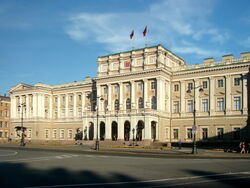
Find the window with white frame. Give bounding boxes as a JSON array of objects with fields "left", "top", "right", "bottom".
[
  {"left": 151, "top": 81, "right": 156, "bottom": 90},
  {"left": 103, "top": 87, "right": 108, "bottom": 95},
  {"left": 217, "top": 98, "right": 224, "bottom": 111},
  {"left": 45, "top": 129, "right": 50, "bottom": 139},
  {"left": 165, "top": 128, "right": 169, "bottom": 139},
  {"left": 61, "top": 109, "right": 65, "bottom": 118},
  {"left": 68, "top": 129, "right": 73, "bottom": 139},
  {"left": 202, "top": 81, "right": 208, "bottom": 89},
  {"left": 202, "top": 99, "right": 209, "bottom": 112},
  {"left": 174, "top": 84, "right": 179, "bottom": 92},
  {"left": 187, "top": 128, "right": 192, "bottom": 139},
  {"left": 187, "top": 100, "right": 193, "bottom": 112},
  {"left": 60, "top": 129, "right": 65, "bottom": 139},
  {"left": 78, "top": 94, "right": 82, "bottom": 101},
  {"left": 151, "top": 96, "right": 157, "bottom": 110},
  {"left": 233, "top": 96, "right": 241, "bottom": 111},
  {"left": 27, "top": 129, "right": 32, "bottom": 138},
  {"left": 173, "top": 129, "right": 179, "bottom": 139},
  {"left": 234, "top": 77, "right": 241, "bottom": 86},
  {"left": 138, "top": 82, "right": 143, "bottom": 91},
  {"left": 114, "top": 85, "right": 119, "bottom": 93},
  {"left": 202, "top": 128, "right": 208, "bottom": 139},
  {"left": 69, "top": 109, "right": 73, "bottom": 118},
  {"left": 53, "top": 129, "right": 57, "bottom": 139},
  {"left": 173, "top": 101, "right": 180, "bottom": 113},
  {"left": 78, "top": 108, "right": 82, "bottom": 117},
  {"left": 126, "top": 84, "right": 131, "bottom": 93},
  {"left": 218, "top": 79, "right": 223, "bottom": 88},
  {"left": 187, "top": 83, "right": 193, "bottom": 91}
]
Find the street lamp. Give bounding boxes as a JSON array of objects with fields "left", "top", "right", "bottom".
[
  {"left": 187, "top": 86, "right": 203, "bottom": 154},
  {"left": 18, "top": 102, "right": 26, "bottom": 146},
  {"left": 95, "top": 96, "right": 104, "bottom": 150}
]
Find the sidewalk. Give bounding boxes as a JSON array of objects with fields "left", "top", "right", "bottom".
[{"left": 0, "top": 143, "right": 250, "bottom": 159}]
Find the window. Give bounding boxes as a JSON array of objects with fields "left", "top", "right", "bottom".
[
  {"left": 151, "top": 81, "right": 156, "bottom": 90},
  {"left": 233, "top": 127, "right": 240, "bottom": 140},
  {"left": 68, "top": 129, "right": 73, "bottom": 139},
  {"left": 78, "top": 94, "right": 82, "bottom": 101},
  {"left": 70, "top": 95, "right": 73, "bottom": 102},
  {"left": 45, "top": 129, "right": 50, "bottom": 139},
  {"left": 138, "top": 97, "right": 144, "bottom": 109},
  {"left": 60, "top": 129, "right": 65, "bottom": 139},
  {"left": 217, "top": 98, "right": 224, "bottom": 111},
  {"left": 187, "top": 83, "right": 193, "bottom": 90},
  {"left": 53, "top": 129, "right": 57, "bottom": 139},
  {"left": 104, "top": 100, "right": 108, "bottom": 111},
  {"left": 126, "top": 85, "right": 131, "bottom": 93},
  {"left": 233, "top": 97, "right": 241, "bottom": 111},
  {"left": 45, "top": 109, "right": 49, "bottom": 119},
  {"left": 187, "top": 128, "right": 193, "bottom": 139},
  {"left": 5, "top": 132, "right": 8, "bottom": 138},
  {"left": 0, "top": 121, "right": 2, "bottom": 128},
  {"left": 5, "top": 122, "right": 8, "bottom": 128},
  {"left": 138, "top": 82, "right": 143, "bottom": 91},
  {"left": 202, "top": 81, "right": 208, "bottom": 89},
  {"left": 126, "top": 98, "right": 131, "bottom": 110},
  {"left": 104, "top": 87, "right": 108, "bottom": 95},
  {"left": 234, "top": 78, "right": 241, "bottom": 86},
  {"left": 173, "top": 101, "right": 180, "bottom": 113},
  {"left": 173, "top": 129, "right": 179, "bottom": 139},
  {"left": 187, "top": 100, "right": 193, "bottom": 112},
  {"left": 55, "top": 97, "right": 58, "bottom": 103},
  {"left": 61, "top": 109, "right": 65, "bottom": 118},
  {"left": 78, "top": 108, "right": 82, "bottom": 117},
  {"left": 114, "top": 99, "right": 119, "bottom": 111},
  {"left": 174, "top": 84, "right": 179, "bottom": 92},
  {"left": 218, "top": 79, "right": 223, "bottom": 88},
  {"left": 202, "top": 99, "right": 209, "bottom": 112},
  {"left": 217, "top": 128, "right": 224, "bottom": 139},
  {"left": 165, "top": 128, "right": 169, "bottom": 139},
  {"left": 54, "top": 110, "right": 58, "bottom": 119},
  {"left": 0, "top": 132, "right": 2, "bottom": 137},
  {"left": 114, "top": 85, "right": 119, "bottom": 93},
  {"left": 202, "top": 128, "right": 208, "bottom": 139},
  {"left": 151, "top": 96, "right": 157, "bottom": 110},
  {"left": 27, "top": 129, "right": 32, "bottom": 138},
  {"left": 62, "top": 96, "right": 65, "bottom": 102},
  {"left": 69, "top": 109, "right": 73, "bottom": 118}
]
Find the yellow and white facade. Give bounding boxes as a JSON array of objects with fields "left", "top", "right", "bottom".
[{"left": 9, "top": 45, "right": 250, "bottom": 144}]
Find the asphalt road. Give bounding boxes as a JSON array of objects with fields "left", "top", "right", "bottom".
[{"left": 0, "top": 148, "right": 250, "bottom": 188}]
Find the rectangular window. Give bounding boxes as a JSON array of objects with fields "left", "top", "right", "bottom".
[
  {"left": 217, "top": 128, "right": 224, "bottom": 139},
  {"left": 202, "top": 128, "right": 208, "bottom": 139},
  {"left": 0, "top": 121, "right": 2, "bottom": 128},
  {"left": 187, "top": 83, "right": 193, "bottom": 90},
  {"left": 61, "top": 109, "right": 65, "bottom": 118},
  {"left": 78, "top": 94, "right": 82, "bottom": 101},
  {"left": 202, "top": 99, "right": 209, "bottom": 112},
  {"left": 60, "top": 129, "right": 65, "bottom": 139},
  {"left": 70, "top": 95, "right": 73, "bottom": 102},
  {"left": 202, "top": 81, "right": 208, "bottom": 89},
  {"left": 234, "top": 78, "right": 241, "bottom": 86},
  {"left": 5, "top": 132, "right": 8, "bottom": 138},
  {"left": 114, "top": 85, "right": 119, "bottom": 93},
  {"left": 165, "top": 128, "right": 169, "bottom": 139},
  {"left": 217, "top": 98, "right": 224, "bottom": 111},
  {"left": 233, "top": 97, "right": 241, "bottom": 111},
  {"left": 151, "top": 81, "right": 156, "bottom": 90},
  {"left": 69, "top": 109, "right": 73, "bottom": 118},
  {"left": 173, "top": 129, "right": 179, "bottom": 139},
  {"left": 218, "top": 79, "right": 223, "bottom": 88},
  {"left": 233, "top": 127, "right": 240, "bottom": 140},
  {"left": 68, "top": 129, "right": 73, "bottom": 139},
  {"left": 187, "top": 128, "right": 192, "bottom": 139},
  {"left": 27, "top": 129, "right": 32, "bottom": 138},
  {"left": 174, "top": 84, "right": 179, "bottom": 92},
  {"left": 78, "top": 108, "right": 82, "bottom": 117},
  {"left": 0, "top": 132, "right": 2, "bottom": 137},
  {"left": 53, "top": 129, "right": 57, "bottom": 139},
  {"left": 55, "top": 97, "right": 58, "bottom": 103},
  {"left": 45, "top": 129, "right": 50, "bottom": 139},
  {"left": 187, "top": 100, "right": 193, "bottom": 112},
  {"left": 138, "top": 82, "right": 143, "bottom": 91},
  {"left": 126, "top": 85, "right": 131, "bottom": 93},
  {"left": 103, "top": 87, "right": 108, "bottom": 95},
  {"left": 173, "top": 101, "right": 180, "bottom": 113}
]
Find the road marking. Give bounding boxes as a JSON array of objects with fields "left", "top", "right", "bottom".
[
  {"left": 0, "top": 150, "right": 18, "bottom": 157},
  {"left": 0, "top": 154, "right": 79, "bottom": 163},
  {"left": 25, "top": 171, "right": 250, "bottom": 188}
]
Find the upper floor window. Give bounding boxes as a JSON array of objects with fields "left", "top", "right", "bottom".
[
  {"left": 70, "top": 95, "right": 73, "bottom": 102},
  {"left": 104, "top": 100, "right": 108, "bottom": 111},
  {"left": 187, "top": 100, "right": 193, "bottom": 112},
  {"left": 151, "top": 81, "right": 156, "bottom": 90},
  {"left": 174, "top": 84, "right": 179, "bottom": 92},
  {"left": 217, "top": 98, "right": 224, "bottom": 111},
  {"left": 173, "top": 101, "right": 180, "bottom": 113},
  {"left": 233, "top": 96, "right": 241, "bottom": 111},
  {"left": 78, "top": 95, "right": 82, "bottom": 101},
  {"left": 114, "top": 85, "right": 119, "bottom": 94},
  {"left": 234, "top": 77, "right": 241, "bottom": 86},
  {"left": 187, "top": 83, "right": 193, "bottom": 91},
  {"left": 218, "top": 79, "right": 223, "bottom": 88},
  {"left": 103, "top": 87, "right": 108, "bottom": 95},
  {"left": 126, "top": 84, "right": 131, "bottom": 93},
  {"left": 138, "top": 97, "right": 144, "bottom": 109},
  {"left": 138, "top": 82, "right": 143, "bottom": 91},
  {"left": 202, "top": 99, "right": 209, "bottom": 112},
  {"left": 151, "top": 96, "right": 157, "bottom": 110},
  {"left": 62, "top": 96, "right": 65, "bottom": 102},
  {"left": 114, "top": 99, "right": 119, "bottom": 111},
  {"left": 55, "top": 97, "right": 58, "bottom": 103},
  {"left": 202, "top": 81, "right": 208, "bottom": 89},
  {"left": 126, "top": 98, "right": 131, "bottom": 110}
]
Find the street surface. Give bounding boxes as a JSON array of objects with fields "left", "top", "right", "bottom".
[{"left": 0, "top": 147, "right": 250, "bottom": 188}]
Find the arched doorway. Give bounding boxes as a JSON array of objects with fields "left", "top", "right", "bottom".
[
  {"left": 137, "top": 120, "right": 144, "bottom": 141},
  {"left": 100, "top": 122, "right": 105, "bottom": 141},
  {"left": 124, "top": 121, "right": 130, "bottom": 141},
  {"left": 112, "top": 121, "right": 118, "bottom": 141},
  {"left": 89, "top": 122, "right": 94, "bottom": 140},
  {"left": 151, "top": 121, "right": 157, "bottom": 141}
]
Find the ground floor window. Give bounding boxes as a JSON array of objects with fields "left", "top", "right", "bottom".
[
  {"left": 53, "top": 129, "right": 57, "bottom": 139},
  {"left": 187, "top": 128, "right": 192, "bottom": 139},
  {"left": 45, "top": 129, "right": 50, "bottom": 139},
  {"left": 173, "top": 129, "right": 179, "bottom": 139},
  {"left": 233, "top": 127, "right": 240, "bottom": 140},
  {"left": 202, "top": 128, "right": 208, "bottom": 139},
  {"left": 68, "top": 129, "right": 73, "bottom": 139},
  {"left": 217, "top": 128, "right": 224, "bottom": 139}
]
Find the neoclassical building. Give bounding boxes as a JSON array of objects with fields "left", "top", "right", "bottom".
[
  {"left": 9, "top": 45, "right": 250, "bottom": 144},
  {"left": 0, "top": 95, "right": 10, "bottom": 141}
]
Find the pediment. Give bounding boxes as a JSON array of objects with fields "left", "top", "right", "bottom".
[{"left": 10, "top": 83, "right": 33, "bottom": 92}]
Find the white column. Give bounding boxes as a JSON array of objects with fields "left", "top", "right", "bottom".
[
  {"left": 131, "top": 81, "right": 136, "bottom": 109},
  {"left": 194, "top": 79, "right": 200, "bottom": 113},
  {"left": 49, "top": 95, "right": 53, "bottom": 118},
  {"left": 144, "top": 116, "right": 151, "bottom": 139},
  {"left": 33, "top": 93, "right": 38, "bottom": 118},
  {"left": 143, "top": 79, "right": 148, "bottom": 108},
  {"left": 11, "top": 96, "right": 16, "bottom": 119},
  {"left": 118, "top": 118, "right": 123, "bottom": 140},
  {"left": 209, "top": 77, "right": 215, "bottom": 115},
  {"left": 65, "top": 94, "right": 69, "bottom": 118},
  {"left": 157, "top": 77, "right": 165, "bottom": 111},
  {"left": 82, "top": 92, "right": 86, "bottom": 111},
  {"left": 119, "top": 82, "right": 123, "bottom": 111},
  {"left": 26, "top": 95, "right": 30, "bottom": 119},
  {"left": 57, "top": 95, "right": 61, "bottom": 118},
  {"left": 166, "top": 81, "right": 171, "bottom": 113},
  {"left": 108, "top": 84, "right": 112, "bottom": 111},
  {"left": 226, "top": 75, "right": 232, "bottom": 114},
  {"left": 180, "top": 81, "right": 186, "bottom": 114},
  {"left": 93, "top": 118, "right": 97, "bottom": 139},
  {"left": 74, "top": 93, "right": 77, "bottom": 118},
  {"left": 242, "top": 74, "right": 248, "bottom": 114},
  {"left": 41, "top": 94, "right": 45, "bottom": 118},
  {"left": 105, "top": 117, "right": 111, "bottom": 139}
]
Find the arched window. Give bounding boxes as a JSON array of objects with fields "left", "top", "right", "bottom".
[
  {"left": 114, "top": 99, "right": 119, "bottom": 111},
  {"left": 151, "top": 96, "right": 157, "bottom": 109},
  {"left": 138, "top": 97, "right": 144, "bottom": 109},
  {"left": 126, "top": 98, "right": 131, "bottom": 110}
]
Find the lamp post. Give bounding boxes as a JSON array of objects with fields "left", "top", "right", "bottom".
[
  {"left": 18, "top": 102, "right": 26, "bottom": 146},
  {"left": 187, "top": 85, "right": 203, "bottom": 154},
  {"left": 95, "top": 96, "right": 104, "bottom": 150}
]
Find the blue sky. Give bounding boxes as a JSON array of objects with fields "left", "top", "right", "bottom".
[{"left": 0, "top": 0, "right": 250, "bottom": 95}]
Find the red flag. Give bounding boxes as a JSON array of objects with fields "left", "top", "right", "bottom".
[
  {"left": 143, "top": 26, "right": 147, "bottom": 37},
  {"left": 130, "top": 30, "right": 134, "bottom": 39}
]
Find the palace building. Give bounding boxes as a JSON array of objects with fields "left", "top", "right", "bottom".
[
  {"left": 0, "top": 95, "right": 10, "bottom": 141},
  {"left": 9, "top": 45, "right": 250, "bottom": 145}
]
